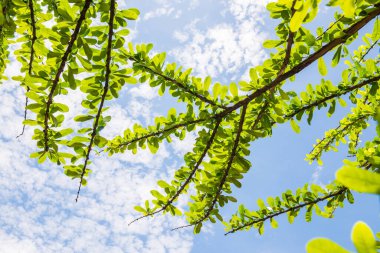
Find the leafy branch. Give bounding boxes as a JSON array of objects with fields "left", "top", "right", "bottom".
[
  {"left": 76, "top": 0, "right": 115, "bottom": 202},
  {"left": 173, "top": 104, "right": 248, "bottom": 231},
  {"left": 17, "top": 0, "right": 37, "bottom": 138},
  {"left": 129, "top": 118, "right": 222, "bottom": 224},
  {"left": 128, "top": 55, "right": 227, "bottom": 109},
  {"left": 225, "top": 187, "right": 347, "bottom": 235},
  {"left": 285, "top": 75, "right": 380, "bottom": 119},
  {"left": 43, "top": 0, "right": 92, "bottom": 152}
]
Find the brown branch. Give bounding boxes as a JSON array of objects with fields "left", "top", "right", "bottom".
[
  {"left": 76, "top": 0, "right": 115, "bottom": 202},
  {"left": 358, "top": 38, "right": 379, "bottom": 63},
  {"left": 173, "top": 105, "right": 248, "bottom": 231},
  {"left": 114, "top": 9, "right": 380, "bottom": 152},
  {"left": 308, "top": 114, "right": 368, "bottom": 161},
  {"left": 43, "top": 0, "right": 92, "bottom": 151},
  {"left": 224, "top": 188, "right": 347, "bottom": 235},
  {"left": 129, "top": 118, "right": 222, "bottom": 225},
  {"left": 128, "top": 55, "right": 227, "bottom": 109},
  {"left": 17, "top": 0, "right": 37, "bottom": 138},
  {"left": 277, "top": 0, "right": 296, "bottom": 77},
  {"left": 224, "top": 6, "right": 380, "bottom": 117},
  {"left": 111, "top": 117, "right": 209, "bottom": 151},
  {"left": 315, "top": 16, "right": 344, "bottom": 42},
  {"left": 285, "top": 75, "right": 380, "bottom": 119}
]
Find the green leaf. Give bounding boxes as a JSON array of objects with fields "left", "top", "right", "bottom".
[
  {"left": 194, "top": 223, "right": 202, "bottom": 234},
  {"left": 230, "top": 82, "right": 238, "bottom": 97},
  {"left": 290, "top": 1, "right": 311, "bottom": 32},
  {"left": 318, "top": 57, "right": 328, "bottom": 76},
  {"left": 352, "top": 221, "right": 377, "bottom": 253},
  {"left": 372, "top": 18, "right": 380, "bottom": 40},
  {"left": 270, "top": 218, "right": 278, "bottom": 229},
  {"left": 306, "top": 238, "right": 349, "bottom": 253},
  {"left": 331, "top": 46, "right": 342, "bottom": 67},
  {"left": 257, "top": 198, "right": 266, "bottom": 209},
  {"left": 290, "top": 119, "right": 301, "bottom": 133},
  {"left": 120, "top": 8, "right": 140, "bottom": 20},
  {"left": 336, "top": 166, "right": 380, "bottom": 194},
  {"left": 134, "top": 206, "right": 146, "bottom": 213},
  {"left": 263, "top": 40, "right": 282, "bottom": 48},
  {"left": 157, "top": 180, "right": 169, "bottom": 189},
  {"left": 204, "top": 76, "right": 212, "bottom": 91},
  {"left": 74, "top": 115, "right": 94, "bottom": 122}
]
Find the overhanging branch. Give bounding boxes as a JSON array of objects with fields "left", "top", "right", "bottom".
[
  {"left": 43, "top": 0, "right": 92, "bottom": 151},
  {"left": 76, "top": 0, "right": 115, "bottom": 202}
]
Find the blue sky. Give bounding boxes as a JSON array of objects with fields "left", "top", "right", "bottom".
[{"left": 0, "top": 0, "right": 378, "bottom": 252}]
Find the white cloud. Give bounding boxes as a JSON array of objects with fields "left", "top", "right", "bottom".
[
  {"left": 144, "top": 7, "right": 182, "bottom": 20},
  {"left": 0, "top": 55, "right": 193, "bottom": 253},
  {"left": 311, "top": 166, "right": 324, "bottom": 185},
  {"left": 171, "top": 0, "right": 268, "bottom": 80}
]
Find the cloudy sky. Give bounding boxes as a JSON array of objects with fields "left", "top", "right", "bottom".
[{"left": 0, "top": 0, "right": 379, "bottom": 253}]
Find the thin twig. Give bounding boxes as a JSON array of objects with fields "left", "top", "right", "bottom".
[
  {"left": 308, "top": 114, "right": 368, "bottom": 161},
  {"left": 224, "top": 188, "right": 346, "bottom": 235},
  {"left": 76, "top": 0, "right": 115, "bottom": 202},
  {"left": 277, "top": 0, "right": 296, "bottom": 77},
  {"left": 172, "top": 105, "right": 248, "bottom": 231},
  {"left": 225, "top": 7, "right": 380, "bottom": 116},
  {"left": 129, "top": 118, "right": 222, "bottom": 225},
  {"left": 284, "top": 75, "right": 380, "bottom": 119},
  {"left": 358, "top": 38, "right": 379, "bottom": 63},
  {"left": 43, "top": 0, "right": 92, "bottom": 151},
  {"left": 17, "top": 0, "right": 37, "bottom": 138},
  {"left": 315, "top": 16, "right": 344, "bottom": 42},
  {"left": 128, "top": 55, "right": 227, "bottom": 109},
  {"left": 111, "top": 117, "right": 209, "bottom": 151}
]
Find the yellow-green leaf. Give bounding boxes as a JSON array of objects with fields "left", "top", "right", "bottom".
[
  {"left": 230, "top": 82, "right": 238, "bottom": 97},
  {"left": 352, "top": 221, "right": 377, "bottom": 253},
  {"left": 306, "top": 238, "right": 349, "bottom": 253},
  {"left": 290, "top": 119, "right": 301, "bottom": 133},
  {"left": 318, "top": 57, "right": 327, "bottom": 76},
  {"left": 336, "top": 166, "right": 380, "bottom": 194}
]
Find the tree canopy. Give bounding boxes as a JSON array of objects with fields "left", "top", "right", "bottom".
[{"left": 0, "top": 0, "right": 379, "bottom": 249}]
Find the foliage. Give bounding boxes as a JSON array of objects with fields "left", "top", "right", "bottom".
[
  {"left": 305, "top": 108, "right": 380, "bottom": 252},
  {"left": 0, "top": 0, "right": 379, "bottom": 241},
  {"left": 306, "top": 221, "right": 378, "bottom": 253}
]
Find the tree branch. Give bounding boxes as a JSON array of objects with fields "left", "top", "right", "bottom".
[
  {"left": 277, "top": 0, "right": 296, "bottom": 77},
  {"left": 224, "top": 188, "right": 347, "bottom": 235},
  {"left": 224, "top": 6, "right": 380, "bottom": 117},
  {"left": 17, "top": 0, "right": 37, "bottom": 138},
  {"left": 110, "top": 117, "right": 209, "bottom": 151},
  {"left": 358, "top": 38, "right": 379, "bottom": 63},
  {"left": 128, "top": 55, "right": 227, "bottom": 109},
  {"left": 308, "top": 114, "right": 368, "bottom": 161},
  {"left": 43, "top": 0, "right": 92, "bottom": 151},
  {"left": 129, "top": 118, "right": 222, "bottom": 225},
  {"left": 284, "top": 75, "right": 380, "bottom": 119},
  {"left": 76, "top": 0, "right": 115, "bottom": 202},
  {"left": 173, "top": 105, "right": 248, "bottom": 230}
]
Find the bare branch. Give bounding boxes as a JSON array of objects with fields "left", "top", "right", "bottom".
[
  {"left": 129, "top": 118, "right": 222, "bottom": 225},
  {"left": 224, "top": 188, "right": 347, "bottom": 235},
  {"left": 43, "top": 0, "right": 92, "bottom": 151},
  {"left": 76, "top": 0, "right": 115, "bottom": 202}
]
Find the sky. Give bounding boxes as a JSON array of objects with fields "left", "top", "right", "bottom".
[{"left": 0, "top": 0, "right": 379, "bottom": 253}]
